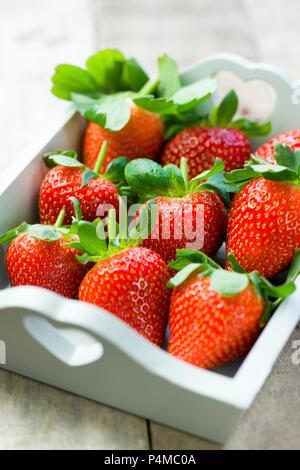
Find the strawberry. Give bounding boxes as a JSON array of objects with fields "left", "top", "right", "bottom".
[
  {"left": 225, "top": 143, "right": 300, "bottom": 277},
  {"left": 83, "top": 104, "right": 164, "bottom": 171},
  {"left": 125, "top": 157, "right": 228, "bottom": 264},
  {"left": 257, "top": 129, "right": 300, "bottom": 163},
  {"left": 79, "top": 247, "right": 170, "bottom": 346},
  {"left": 0, "top": 209, "right": 88, "bottom": 299},
  {"left": 161, "top": 90, "right": 271, "bottom": 178},
  {"left": 39, "top": 143, "right": 123, "bottom": 225},
  {"left": 76, "top": 209, "right": 170, "bottom": 346},
  {"left": 51, "top": 51, "right": 219, "bottom": 170},
  {"left": 167, "top": 250, "right": 298, "bottom": 369}
]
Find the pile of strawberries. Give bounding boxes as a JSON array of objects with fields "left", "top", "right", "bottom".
[{"left": 2, "top": 49, "right": 300, "bottom": 371}]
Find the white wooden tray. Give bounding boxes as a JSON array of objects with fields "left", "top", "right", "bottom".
[{"left": 0, "top": 54, "right": 299, "bottom": 444}]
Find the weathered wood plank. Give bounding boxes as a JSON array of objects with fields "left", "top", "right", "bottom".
[
  {"left": 94, "top": 0, "right": 257, "bottom": 73},
  {"left": 0, "top": 0, "right": 94, "bottom": 171},
  {"left": 0, "top": 370, "right": 149, "bottom": 450},
  {"left": 226, "top": 327, "right": 300, "bottom": 450}
]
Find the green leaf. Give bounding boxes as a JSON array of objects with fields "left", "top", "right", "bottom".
[
  {"left": 69, "top": 197, "right": 82, "bottom": 222},
  {"left": 25, "top": 225, "right": 64, "bottom": 241},
  {"left": 172, "top": 77, "right": 217, "bottom": 109},
  {"left": 157, "top": 54, "right": 181, "bottom": 98},
  {"left": 69, "top": 241, "right": 84, "bottom": 251},
  {"left": 0, "top": 222, "right": 71, "bottom": 244},
  {"left": 76, "top": 253, "right": 92, "bottom": 265},
  {"left": 51, "top": 64, "right": 98, "bottom": 100},
  {"left": 129, "top": 200, "right": 158, "bottom": 242},
  {"left": 122, "top": 58, "right": 149, "bottom": 92},
  {"left": 81, "top": 170, "right": 99, "bottom": 188},
  {"left": 248, "top": 272, "right": 263, "bottom": 298},
  {"left": 77, "top": 221, "right": 107, "bottom": 256},
  {"left": 227, "top": 253, "right": 247, "bottom": 273},
  {"left": 0, "top": 222, "right": 28, "bottom": 244},
  {"left": 168, "top": 263, "right": 201, "bottom": 288},
  {"left": 249, "top": 163, "right": 297, "bottom": 182},
  {"left": 104, "top": 157, "right": 129, "bottom": 183},
  {"left": 43, "top": 150, "right": 80, "bottom": 168},
  {"left": 198, "top": 172, "right": 238, "bottom": 206},
  {"left": 231, "top": 118, "right": 272, "bottom": 138},
  {"left": 286, "top": 249, "right": 300, "bottom": 283},
  {"left": 125, "top": 159, "right": 169, "bottom": 201},
  {"left": 273, "top": 143, "right": 300, "bottom": 173},
  {"left": 224, "top": 165, "right": 258, "bottom": 184},
  {"left": 72, "top": 93, "right": 131, "bottom": 131},
  {"left": 210, "top": 270, "right": 249, "bottom": 297},
  {"left": 133, "top": 96, "right": 176, "bottom": 115},
  {"left": 86, "top": 49, "right": 125, "bottom": 93},
  {"left": 164, "top": 164, "right": 186, "bottom": 197},
  {"left": 216, "top": 90, "right": 238, "bottom": 127},
  {"left": 169, "top": 249, "right": 219, "bottom": 271},
  {"left": 208, "top": 105, "right": 218, "bottom": 126},
  {"left": 134, "top": 76, "right": 217, "bottom": 116},
  {"left": 190, "top": 158, "right": 225, "bottom": 186},
  {"left": 259, "top": 277, "right": 296, "bottom": 299},
  {"left": 45, "top": 154, "right": 83, "bottom": 168}
]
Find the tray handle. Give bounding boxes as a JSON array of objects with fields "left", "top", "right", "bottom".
[
  {"left": 23, "top": 315, "right": 104, "bottom": 367},
  {"left": 181, "top": 53, "right": 299, "bottom": 142}
]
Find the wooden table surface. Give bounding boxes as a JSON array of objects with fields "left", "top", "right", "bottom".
[{"left": 1, "top": 0, "right": 300, "bottom": 450}]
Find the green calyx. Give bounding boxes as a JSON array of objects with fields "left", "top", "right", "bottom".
[
  {"left": 125, "top": 157, "right": 235, "bottom": 205},
  {"left": 51, "top": 50, "right": 218, "bottom": 134},
  {"left": 202, "top": 89, "right": 271, "bottom": 138},
  {"left": 168, "top": 249, "right": 300, "bottom": 325},
  {"left": 43, "top": 142, "right": 129, "bottom": 189},
  {"left": 0, "top": 208, "right": 72, "bottom": 245},
  {"left": 224, "top": 142, "right": 300, "bottom": 189},
  {"left": 72, "top": 200, "right": 158, "bottom": 265}
]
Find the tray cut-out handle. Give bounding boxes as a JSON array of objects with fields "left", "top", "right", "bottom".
[
  {"left": 24, "top": 315, "right": 104, "bottom": 367},
  {"left": 181, "top": 53, "right": 298, "bottom": 144}
]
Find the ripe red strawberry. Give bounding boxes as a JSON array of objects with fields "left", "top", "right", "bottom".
[
  {"left": 79, "top": 247, "right": 170, "bottom": 347},
  {"left": 1, "top": 214, "right": 88, "bottom": 299},
  {"left": 51, "top": 50, "right": 220, "bottom": 173},
  {"left": 225, "top": 142, "right": 300, "bottom": 277},
  {"left": 125, "top": 158, "right": 228, "bottom": 264},
  {"left": 83, "top": 104, "right": 164, "bottom": 171},
  {"left": 167, "top": 250, "right": 298, "bottom": 369},
  {"left": 74, "top": 205, "right": 170, "bottom": 346},
  {"left": 161, "top": 90, "right": 271, "bottom": 178},
  {"left": 139, "top": 192, "right": 226, "bottom": 265},
  {"left": 39, "top": 144, "right": 120, "bottom": 225},
  {"left": 257, "top": 129, "right": 300, "bottom": 163},
  {"left": 162, "top": 126, "right": 250, "bottom": 178}
]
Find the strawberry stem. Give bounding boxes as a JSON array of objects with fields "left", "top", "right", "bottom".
[
  {"left": 119, "top": 197, "right": 128, "bottom": 242},
  {"left": 138, "top": 78, "right": 159, "bottom": 96},
  {"left": 180, "top": 157, "right": 189, "bottom": 193},
  {"left": 54, "top": 208, "right": 66, "bottom": 227},
  {"left": 107, "top": 208, "right": 117, "bottom": 246},
  {"left": 94, "top": 141, "right": 109, "bottom": 174}
]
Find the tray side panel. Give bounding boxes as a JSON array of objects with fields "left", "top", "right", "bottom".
[{"left": 0, "top": 307, "right": 242, "bottom": 444}]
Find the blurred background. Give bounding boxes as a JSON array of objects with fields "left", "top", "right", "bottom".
[{"left": 1, "top": 0, "right": 299, "bottom": 170}]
